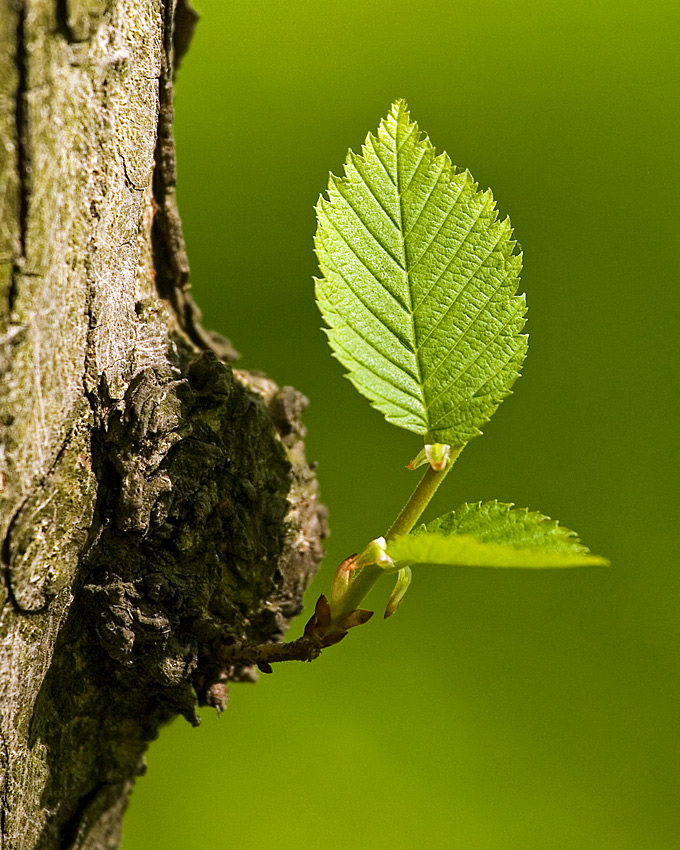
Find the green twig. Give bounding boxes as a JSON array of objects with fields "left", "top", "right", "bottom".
[
  {"left": 385, "top": 445, "right": 464, "bottom": 541},
  {"left": 329, "top": 446, "right": 464, "bottom": 625},
  {"left": 330, "top": 564, "right": 383, "bottom": 622}
]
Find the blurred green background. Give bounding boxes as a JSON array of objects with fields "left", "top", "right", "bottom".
[{"left": 123, "top": 1, "right": 679, "bottom": 848}]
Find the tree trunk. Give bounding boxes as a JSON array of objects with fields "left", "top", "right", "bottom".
[{"left": 0, "top": 2, "right": 326, "bottom": 848}]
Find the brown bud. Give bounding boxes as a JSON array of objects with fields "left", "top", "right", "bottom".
[
  {"left": 314, "top": 594, "right": 332, "bottom": 631},
  {"left": 303, "top": 614, "right": 320, "bottom": 638},
  {"left": 321, "top": 630, "right": 349, "bottom": 647},
  {"left": 338, "top": 608, "right": 374, "bottom": 631}
]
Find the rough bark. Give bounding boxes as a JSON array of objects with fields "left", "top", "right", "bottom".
[{"left": 0, "top": 2, "right": 326, "bottom": 848}]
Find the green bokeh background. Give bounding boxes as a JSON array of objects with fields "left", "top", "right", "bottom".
[{"left": 123, "top": 1, "right": 679, "bottom": 848}]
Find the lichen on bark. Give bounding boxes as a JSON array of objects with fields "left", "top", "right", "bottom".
[{"left": 0, "top": 2, "right": 326, "bottom": 848}]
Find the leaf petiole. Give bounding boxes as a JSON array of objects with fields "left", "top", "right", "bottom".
[{"left": 386, "top": 445, "right": 464, "bottom": 541}]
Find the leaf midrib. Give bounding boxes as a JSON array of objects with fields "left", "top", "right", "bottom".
[{"left": 389, "top": 109, "right": 429, "bottom": 433}]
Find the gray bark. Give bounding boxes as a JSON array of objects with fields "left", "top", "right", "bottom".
[{"left": 0, "top": 2, "right": 326, "bottom": 848}]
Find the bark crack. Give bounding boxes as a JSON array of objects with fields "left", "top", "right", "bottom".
[
  {"left": 2, "top": 418, "right": 81, "bottom": 615},
  {"left": 58, "top": 783, "right": 106, "bottom": 850},
  {"left": 54, "top": 0, "right": 75, "bottom": 42},
  {"left": 10, "top": 1, "right": 29, "bottom": 310},
  {"left": 120, "top": 154, "right": 144, "bottom": 193},
  {"left": 150, "top": 1, "right": 238, "bottom": 362},
  {"left": 0, "top": 728, "right": 9, "bottom": 847}
]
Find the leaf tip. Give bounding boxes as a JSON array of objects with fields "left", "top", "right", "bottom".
[{"left": 593, "top": 555, "right": 611, "bottom": 567}]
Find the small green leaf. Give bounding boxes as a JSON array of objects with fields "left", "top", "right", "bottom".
[
  {"left": 314, "top": 100, "right": 527, "bottom": 445},
  {"left": 387, "top": 501, "right": 609, "bottom": 568},
  {"left": 418, "top": 500, "right": 596, "bottom": 552}
]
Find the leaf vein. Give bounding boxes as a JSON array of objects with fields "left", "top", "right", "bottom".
[
  {"left": 319, "top": 217, "right": 411, "bottom": 316},
  {"left": 367, "top": 134, "right": 397, "bottom": 187},
  {"left": 401, "top": 146, "right": 428, "bottom": 195},
  {"left": 325, "top": 309, "right": 420, "bottom": 384},
  {"left": 426, "top": 302, "right": 525, "bottom": 424},
  {"left": 330, "top": 337, "right": 425, "bottom": 412},
  {"left": 317, "top": 232, "right": 415, "bottom": 355},
  {"left": 412, "top": 196, "right": 499, "bottom": 315},
  {"left": 415, "top": 229, "right": 508, "bottom": 354},
  {"left": 333, "top": 182, "right": 405, "bottom": 270},
  {"left": 411, "top": 187, "right": 490, "bottom": 275},
  {"left": 405, "top": 161, "right": 459, "bottom": 241}
]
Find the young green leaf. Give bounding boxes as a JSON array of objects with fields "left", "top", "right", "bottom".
[
  {"left": 314, "top": 100, "right": 527, "bottom": 446},
  {"left": 387, "top": 501, "right": 609, "bottom": 568},
  {"left": 418, "top": 500, "right": 596, "bottom": 552}
]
